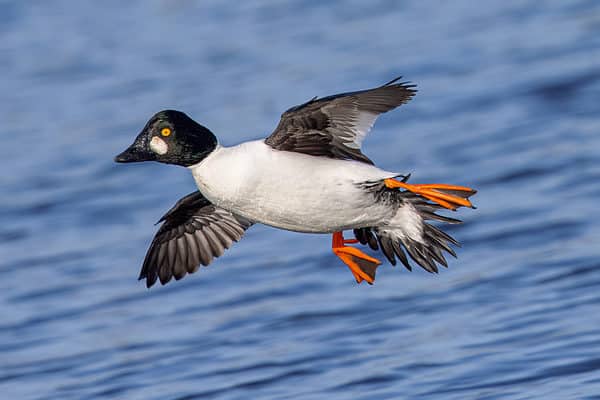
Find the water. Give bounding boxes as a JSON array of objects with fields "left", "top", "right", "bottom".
[{"left": 2, "top": 1, "right": 600, "bottom": 399}]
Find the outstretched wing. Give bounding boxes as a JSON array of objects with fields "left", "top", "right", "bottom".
[
  {"left": 139, "top": 191, "right": 253, "bottom": 287},
  {"left": 264, "top": 77, "right": 417, "bottom": 164}
]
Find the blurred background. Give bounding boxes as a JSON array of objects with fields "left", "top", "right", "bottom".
[{"left": 1, "top": 1, "right": 600, "bottom": 399}]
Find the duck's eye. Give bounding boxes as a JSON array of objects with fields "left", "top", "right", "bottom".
[{"left": 161, "top": 127, "right": 172, "bottom": 137}]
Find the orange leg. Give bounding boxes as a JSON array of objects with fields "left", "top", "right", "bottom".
[
  {"left": 332, "top": 231, "right": 381, "bottom": 284},
  {"left": 384, "top": 179, "right": 476, "bottom": 211}
]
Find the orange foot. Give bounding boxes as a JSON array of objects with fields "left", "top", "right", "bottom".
[
  {"left": 384, "top": 179, "right": 477, "bottom": 211},
  {"left": 332, "top": 231, "right": 381, "bottom": 284}
]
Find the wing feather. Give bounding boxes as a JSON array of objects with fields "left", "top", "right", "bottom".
[
  {"left": 265, "top": 77, "right": 416, "bottom": 164},
  {"left": 138, "top": 191, "right": 253, "bottom": 287}
]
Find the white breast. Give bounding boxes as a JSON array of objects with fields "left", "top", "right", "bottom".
[{"left": 189, "top": 141, "right": 397, "bottom": 233}]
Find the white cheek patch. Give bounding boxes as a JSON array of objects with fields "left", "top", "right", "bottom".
[{"left": 150, "top": 136, "right": 168, "bottom": 155}]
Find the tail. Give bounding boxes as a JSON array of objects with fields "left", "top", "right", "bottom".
[{"left": 354, "top": 180, "right": 476, "bottom": 273}]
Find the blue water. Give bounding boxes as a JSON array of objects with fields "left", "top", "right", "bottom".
[{"left": 2, "top": 1, "right": 600, "bottom": 399}]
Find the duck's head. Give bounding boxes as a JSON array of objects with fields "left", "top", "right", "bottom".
[{"left": 115, "top": 110, "right": 217, "bottom": 167}]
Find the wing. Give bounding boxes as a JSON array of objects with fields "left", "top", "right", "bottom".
[
  {"left": 264, "top": 77, "right": 417, "bottom": 164},
  {"left": 139, "top": 191, "right": 253, "bottom": 287}
]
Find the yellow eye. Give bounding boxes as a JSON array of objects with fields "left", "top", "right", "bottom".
[{"left": 161, "top": 127, "right": 171, "bottom": 137}]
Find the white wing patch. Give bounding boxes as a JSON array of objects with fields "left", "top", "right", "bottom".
[
  {"left": 325, "top": 105, "right": 378, "bottom": 150},
  {"left": 350, "top": 111, "right": 378, "bottom": 149}
]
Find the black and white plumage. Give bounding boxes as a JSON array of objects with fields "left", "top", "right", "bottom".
[
  {"left": 353, "top": 186, "right": 465, "bottom": 274},
  {"left": 115, "top": 77, "right": 476, "bottom": 287},
  {"left": 265, "top": 77, "right": 416, "bottom": 164},
  {"left": 139, "top": 191, "right": 252, "bottom": 287}
]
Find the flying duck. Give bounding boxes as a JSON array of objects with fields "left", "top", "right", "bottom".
[{"left": 115, "top": 77, "right": 476, "bottom": 288}]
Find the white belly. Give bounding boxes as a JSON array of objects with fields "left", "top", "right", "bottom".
[{"left": 189, "top": 141, "right": 397, "bottom": 233}]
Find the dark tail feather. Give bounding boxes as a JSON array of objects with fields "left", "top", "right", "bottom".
[
  {"left": 354, "top": 228, "right": 379, "bottom": 250},
  {"left": 353, "top": 184, "right": 473, "bottom": 273},
  {"left": 368, "top": 222, "right": 460, "bottom": 274}
]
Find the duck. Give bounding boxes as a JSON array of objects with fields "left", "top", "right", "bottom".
[{"left": 115, "top": 77, "right": 476, "bottom": 288}]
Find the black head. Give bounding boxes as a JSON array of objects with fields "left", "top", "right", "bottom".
[{"left": 115, "top": 110, "right": 218, "bottom": 167}]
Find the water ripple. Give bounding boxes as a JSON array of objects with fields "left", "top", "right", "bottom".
[{"left": 2, "top": 1, "right": 600, "bottom": 399}]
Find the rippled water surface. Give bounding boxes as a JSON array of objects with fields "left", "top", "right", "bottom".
[{"left": 2, "top": 1, "right": 600, "bottom": 399}]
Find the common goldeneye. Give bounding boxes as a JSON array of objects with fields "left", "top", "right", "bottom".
[{"left": 115, "top": 77, "right": 476, "bottom": 287}]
